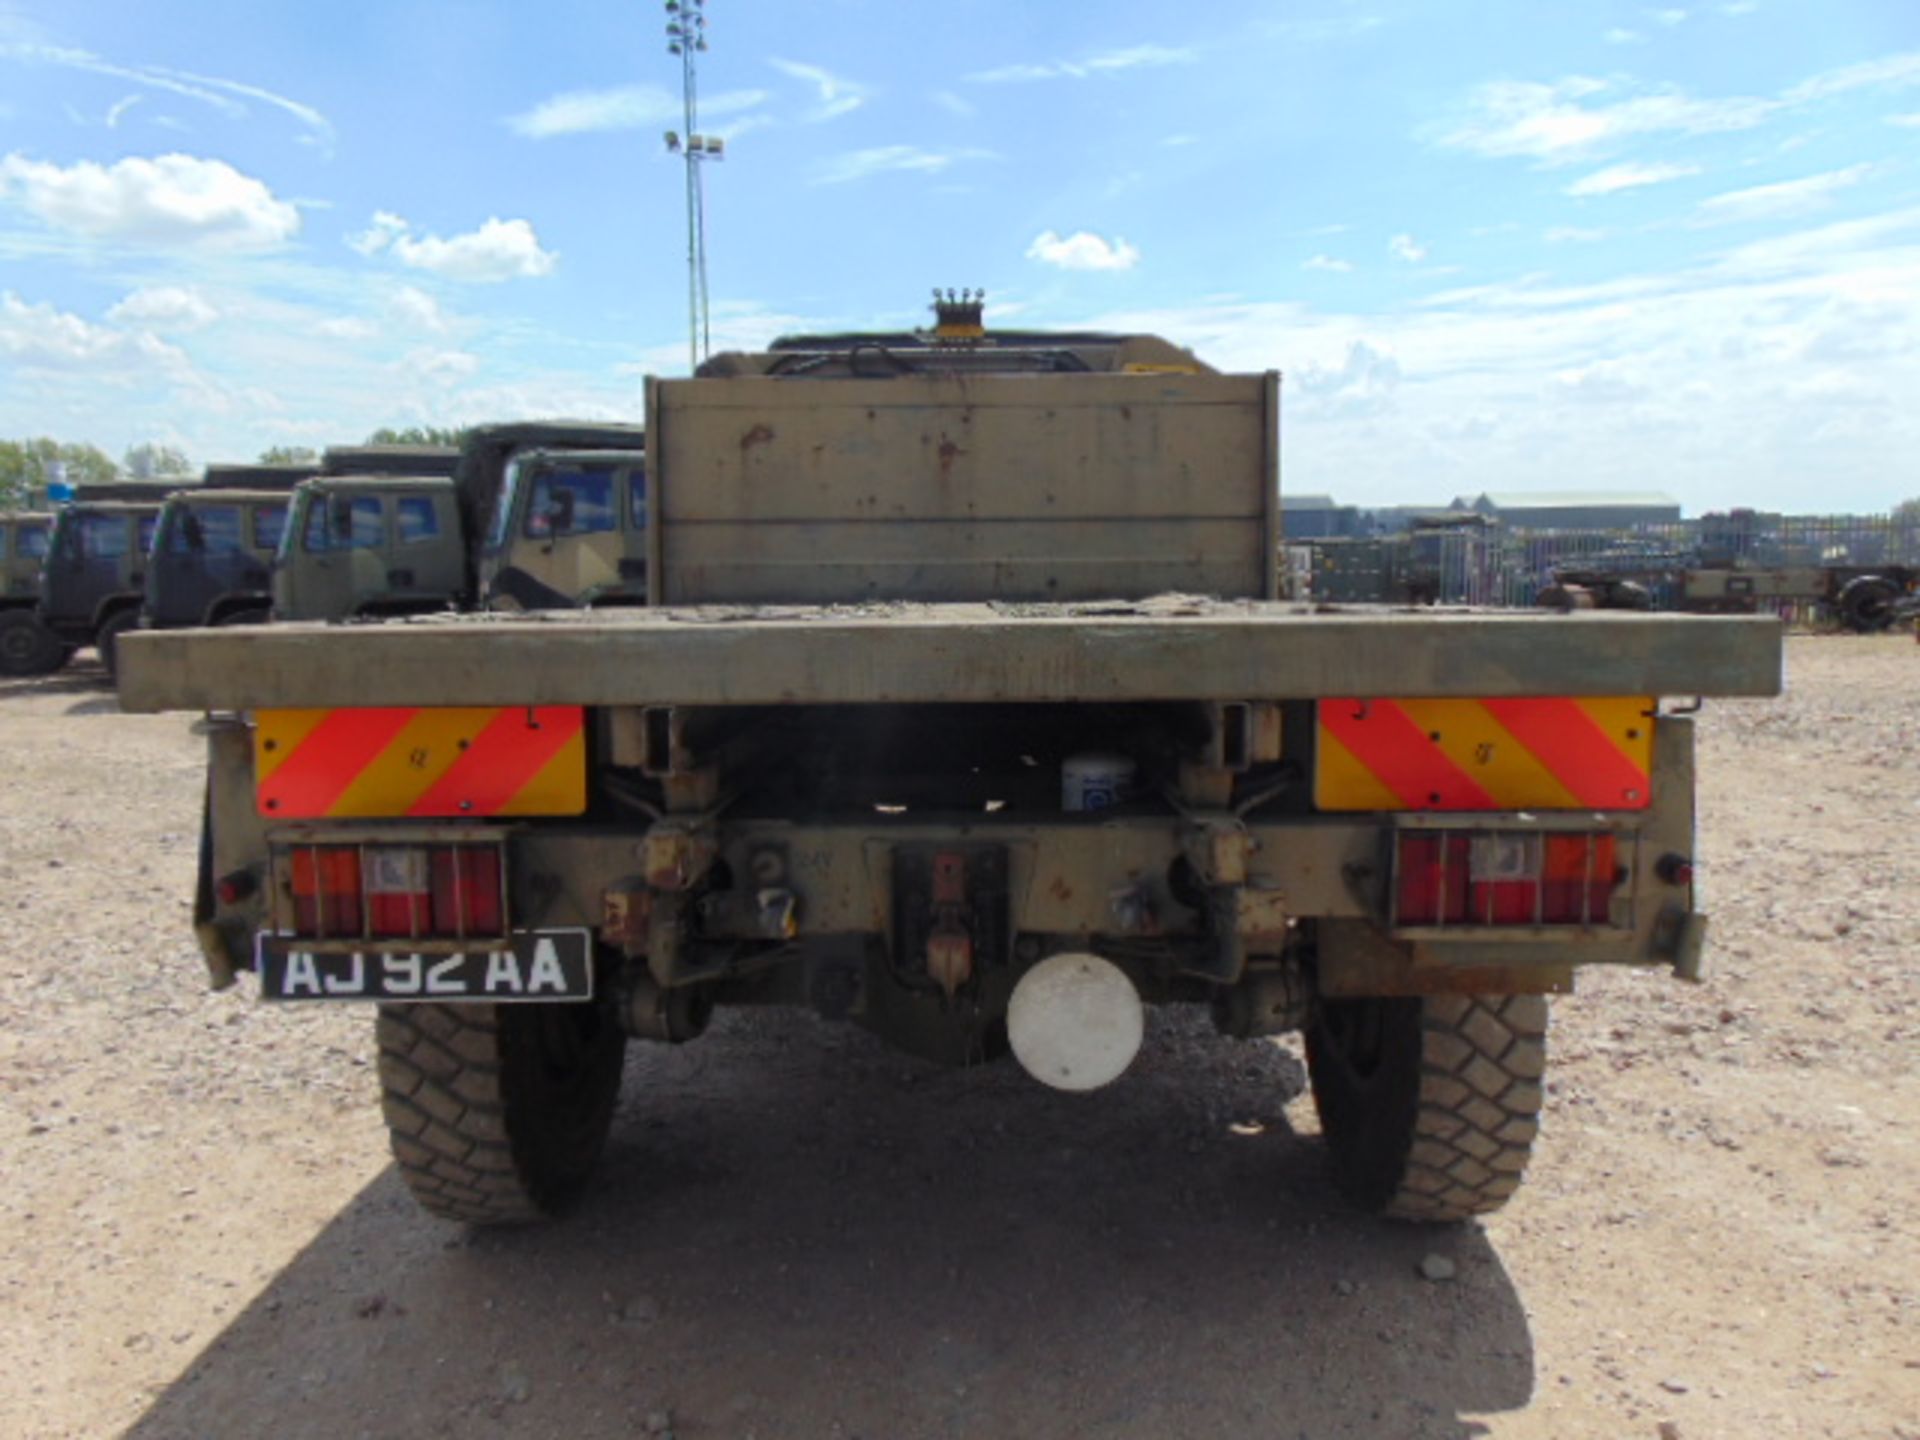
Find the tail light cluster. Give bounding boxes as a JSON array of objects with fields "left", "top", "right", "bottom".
[
  {"left": 1393, "top": 830, "right": 1627, "bottom": 929},
  {"left": 284, "top": 842, "right": 506, "bottom": 941}
]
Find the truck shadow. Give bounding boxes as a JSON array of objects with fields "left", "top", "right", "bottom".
[{"left": 125, "top": 1011, "right": 1534, "bottom": 1440}]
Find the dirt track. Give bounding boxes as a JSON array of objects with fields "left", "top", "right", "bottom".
[{"left": 1, "top": 636, "right": 1915, "bottom": 1440}]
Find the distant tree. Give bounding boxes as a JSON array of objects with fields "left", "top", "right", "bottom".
[
  {"left": 1895, "top": 496, "right": 1920, "bottom": 525},
  {"left": 366, "top": 425, "right": 468, "bottom": 448},
  {"left": 124, "top": 442, "right": 194, "bottom": 479},
  {"left": 0, "top": 437, "right": 118, "bottom": 507},
  {"left": 259, "top": 445, "right": 320, "bottom": 465}
]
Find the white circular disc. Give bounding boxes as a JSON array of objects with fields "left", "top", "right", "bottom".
[{"left": 1007, "top": 952, "right": 1144, "bottom": 1092}]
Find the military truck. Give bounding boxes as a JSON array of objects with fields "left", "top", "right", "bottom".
[
  {"left": 143, "top": 464, "right": 313, "bottom": 631},
  {"left": 269, "top": 446, "right": 462, "bottom": 622},
  {"left": 480, "top": 442, "right": 649, "bottom": 610},
  {"left": 0, "top": 511, "right": 69, "bottom": 676},
  {"left": 118, "top": 304, "right": 1782, "bottom": 1229},
  {"left": 38, "top": 500, "right": 163, "bottom": 677}
]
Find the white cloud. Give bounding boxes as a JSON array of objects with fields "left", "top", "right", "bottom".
[
  {"left": 1565, "top": 160, "right": 1701, "bottom": 196},
  {"left": 967, "top": 45, "right": 1196, "bottom": 84},
  {"left": 108, "top": 284, "right": 217, "bottom": 330},
  {"left": 316, "top": 315, "right": 376, "bottom": 340},
  {"left": 1389, "top": 233, "right": 1427, "bottom": 263},
  {"left": 1435, "top": 50, "right": 1920, "bottom": 167},
  {"left": 1721, "top": 2, "right": 1759, "bottom": 13},
  {"left": 0, "top": 41, "right": 332, "bottom": 147},
  {"left": 1545, "top": 226, "right": 1607, "bottom": 243},
  {"left": 1304, "top": 254, "right": 1353, "bottom": 272},
  {"left": 930, "top": 90, "right": 975, "bottom": 119},
  {"left": 1694, "top": 164, "right": 1872, "bottom": 224},
  {"left": 1783, "top": 51, "right": 1920, "bottom": 104},
  {"left": 105, "top": 93, "right": 141, "bottom": 127},
  {"left": 348, "top": 210, "right": 407, "bottom": 256},
  {"left": 1648, "top": 8, "right": 1689, "bottom": 26},
  {"left": 0, "top": 151, "right": 299, "bottom": 249},
  {"left": 1298, "top": 340, "right": 1402, "bottom": 414},
  {"left": 0, "top": 290, "right": 188, "bottom": 371},
  {"left": 1890, "top": 112, "right": 1920, "bottom": 128},
  {"left": 1026, "top": 230, "right": 1141, "bottom": 272},
  {"left": 1434, "top": 77, "right": 1772, "bottom": 163},
  {"left": 405, "top": 347, "right": 480, "bottom": 381},
  {"left": 350, "top": 212, "right": 557, "bottom": 282},
  {"left": 507, "top": 83, "right": 768, "bottom": 138},
  {"left": 390, "top": 285, "right": 448, "bottom": 332},
  {"left": 1605, "top": 28, "right": 1645, "bottom": 44},
  {"left": 813, "top": 145, "right": 993, "bottom": 185},
  {"left": 769, "top": 58, "right": 866, "bottom": 122}
]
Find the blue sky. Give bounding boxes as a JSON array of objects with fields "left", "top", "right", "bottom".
[{"left": 1, "top": 0, "right": 1916, "bottom": 513}]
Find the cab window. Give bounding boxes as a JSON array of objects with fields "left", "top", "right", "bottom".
[
  {"left": 396, "top": 496, "right": 440, "bottom": 544},
  {"left": 17, "top": 523, "right": 48, "bottom": 559},
  {"left": 138, "top": 515, "right": 159, "bottom": 555},
  {"left": 303, "top": 494, "right": 332, "bottom": 552},
  {"left": 626, "top": 468, "right": 648, "bottom": 531},
  {"left": 253, "top": 503, "right": 288, "bottom": 552},
  {"left": 80, "top": 513, "right": 130, "bottom": 560},
  {"left": 171, "top": 504, "right": 242, "bottom": 554},
  {"left": 526, "top": 465, "right": 616, "bottom": 538},
  {"left": 348, "top": 497, "right": 384, "bottom": 550},
  {"left": 0, "top": 525, "right": 9, "bottom": 558}
]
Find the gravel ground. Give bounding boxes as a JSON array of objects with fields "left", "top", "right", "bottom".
[{"left": 1, "top": 636, "right": 1915, "bottom": 1440}]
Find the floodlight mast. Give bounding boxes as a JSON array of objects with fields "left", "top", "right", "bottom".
[{"left": 664, "top": 0, "right": 718, "bottom": 371}]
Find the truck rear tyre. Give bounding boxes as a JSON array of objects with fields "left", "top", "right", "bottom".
[
  {"left": 0, "top": 610, "right": 67, "bottom": 677},
  {"left": 96, "top": 608, "right": 141, "bottom": 681},
  {"left": 1836, "top": 575, "right": 1899, "bottom": 633},
  {"left": 376, "top": 1001, "right": 627, "bottom": 1225},
  {"left": 1306, "top": 993, "right": 1546, "bottom": 1223}
]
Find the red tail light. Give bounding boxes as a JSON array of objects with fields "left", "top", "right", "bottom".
[
  {"left": 1394, "top": 830, "right": 1625, "bottom": 929},
  {"left": 285, "top": 842, "right": 506, "bottom": 940},
  {"left": 432, "top": 846, "right": 504, "bottom": 936},
  {"left": 291, "top": 846, "right": 361, "bottom": 937}
]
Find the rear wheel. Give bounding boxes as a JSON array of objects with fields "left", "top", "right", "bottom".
[
  {"left": 95, "top": 608, "right": 141, "bottom": 681},
  {"left": 214, "top": 606, "right": 271, "bottom": 627},
  {"left": 1836, "top": 575, "right": 1899, "bottom": 633},
  {"left": 1306, "top": 993, "right": 1546, "bottom": 1222},
  {"left": 376, "top": 1001, "right": 627, "bottom": 1225},
  {"left": 0, "top": 610, "right": 67, "bottom": 677}
]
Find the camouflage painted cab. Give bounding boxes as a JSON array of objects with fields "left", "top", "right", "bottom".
[
  {"left": 143, "top": 465, "right": 313, "bottom": 630},
  {"left": 272, "top": 474, "right": 465, "bottom": 622},
  {"left": 0, "top": 511, "right": 67, "bottom": 676},
  {"left": 38, "top": 501, "right": 162, "bottom": 677},
  {"left": 118, "top": 301, "right": 1783, "bottom": 1230},
  {"left": 481, "top": 446, "right": 649, "bottom": 610}
]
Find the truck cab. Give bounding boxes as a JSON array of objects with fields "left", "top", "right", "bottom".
[
  {"left": 480, "top": 446, "right": 649, "bottom": 610},
  {"left": 0, "top": 512, "right": 68, "bottom": 676},
  {"left": 273, "top": 474, "right": 466, "bottom": 621},
  {"left": 38, "top": 501, "right": 162, "bottom": 676},
  {"left": 144, "top": 465, "right": 311, "bottom": 630}
]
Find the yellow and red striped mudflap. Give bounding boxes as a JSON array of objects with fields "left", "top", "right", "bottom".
[
  {"left": 1315, "top": 697, "right": 1655, "bottom": 812},
  {"left": 255, "top": 707, "right": 586, "bottom": 819}
]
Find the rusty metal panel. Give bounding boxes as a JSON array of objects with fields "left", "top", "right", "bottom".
[{"left": 648, "top": 373, "right": 1274, "bottom": 603}]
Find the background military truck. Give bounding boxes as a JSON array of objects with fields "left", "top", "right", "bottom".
[
  {"left": 38, "top": 499, "right": 163, "bottom": 678},
  {"left": 442, "top": 420, "right": 648, "bottom": 610},
  {"left": 0, "top": 511, "right": 68, "bottom": 676},
  {"left": 480, "top": 439, "right": 649, "bottom": 610},
  {"left": 271, "top": 446, "right": 461, "bottom": 622},
  {"left": 143, "top": 463, "right": 313, "bottom": 631},
  {"left": 119, "top": 305, "right": 1782, "bottom": 1230}
]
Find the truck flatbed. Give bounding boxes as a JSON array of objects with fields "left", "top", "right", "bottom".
[{"left": 116, "top": 598, "right": 1782, "bottom": 711}]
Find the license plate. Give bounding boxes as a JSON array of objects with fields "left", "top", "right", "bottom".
[{"left": 254, "top": 928, "right": 593, "bottom": 1003}]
